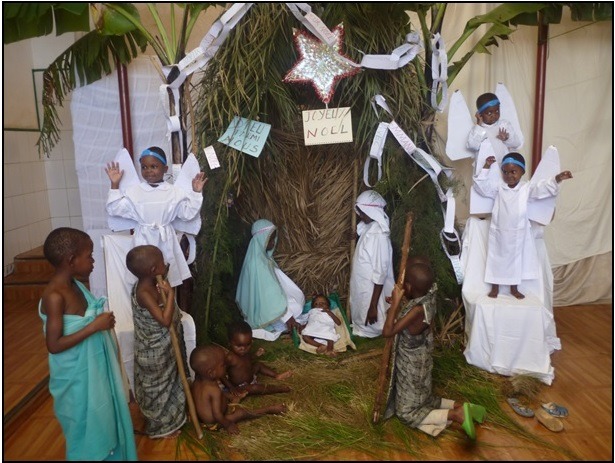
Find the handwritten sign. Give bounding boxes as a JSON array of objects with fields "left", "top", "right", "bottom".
[
  {"left": 302, "top": 107, "right": 353, "bottom": 146},
  {"left": 218, "top": 116, "right": 271, "bottom": 157},
  {"left": 203, "top": 145, "right": 220, "bottom": 170}
]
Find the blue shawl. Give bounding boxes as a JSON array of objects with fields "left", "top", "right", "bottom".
[{"left": 235, "top": 219, "right": 288, "bottom": 329}]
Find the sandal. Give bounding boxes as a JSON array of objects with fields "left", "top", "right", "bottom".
[
  {"left": 506, "top": 398, "right": 534, "bottom": 418},
  {"left": 461, "top": 403, "right": 476, "bottom": 440},
  {"left": 541, "top": 402, "right": 568, "bottom": 418},
  {"left": 536, "top": 408, "right": 564, "bottom": 432}
]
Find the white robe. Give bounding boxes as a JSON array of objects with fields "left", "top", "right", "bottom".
[
  {"left": 349, "top": 220, "right": 395, "bottom": 338},
  {"left": 106, "top": 182, "right": 203, "bottom": 287},
  {"left": 301, "top": 308, "right": 340, "bottom": 343},
  {"left": 467, "top": 119, "right": 521, "bottom": 165},
  {"left": 473, "top": 170, "right": 560, "bottom": 285}
]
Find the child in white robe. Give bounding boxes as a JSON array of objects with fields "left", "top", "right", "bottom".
[
  {"left": 349, "top": 190, "right": 395, "bottom": 338},
  {"left": 105, "top": 146, "right": 207, "bottom": 287},
  {"left": 467, "top": 92, "right": 522, "bottom": 165},
  {"left": 301, "top": 294, "right": 342, "bottom": 357},
  {"left": 473, "top": 152, "right": 572, "bottom": 299}
]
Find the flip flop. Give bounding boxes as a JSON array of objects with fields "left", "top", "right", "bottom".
[
  {"left": 461, "top": 403, "right": 476, "bottom": 440},
  {"left": 541, "top": 402, "right": 568, "bottom": 417},
  {"left": 506, "top": 398, "right": 534, "bottom": 418},
  {"left": 468, "top": 403, "right": 487, "bottom": 423},
  {"left": 536, "top": 408, "right": 564, "bottom": 432}
]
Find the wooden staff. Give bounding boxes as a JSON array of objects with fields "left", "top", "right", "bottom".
[
  {"left": 372, "top": 212, "right": 414, "bottom": 424},
  {"left": 347, "top": 156, "right": 360, "bottom": 322},
  {"left": 156, "top": 275, "right": 203, "bottom": 439}
]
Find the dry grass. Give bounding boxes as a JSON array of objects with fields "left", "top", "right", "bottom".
[{"left": 175, "top": 335, "right": 574, "bottom": 461}]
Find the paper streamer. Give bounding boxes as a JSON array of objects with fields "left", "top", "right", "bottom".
[
  {"left": 368, "top": 94, "right": 462, "bottom": 282},
  {"left": 430, "top": 33, "right": 448, "bottom": 112}
]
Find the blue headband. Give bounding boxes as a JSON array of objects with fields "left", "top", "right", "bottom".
[
  {"left": 140, "top": 149, "right": 167, "bottom": 166},
  {"left": 477, "top": 98, "right": 500, "bottom": 114},
  {"left": 501, "top": 158, "right": 525, "bottom": 171}
]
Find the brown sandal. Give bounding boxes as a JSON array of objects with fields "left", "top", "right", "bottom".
[{"left": 535, "top": 408, "right": 564, "bottom": 432}]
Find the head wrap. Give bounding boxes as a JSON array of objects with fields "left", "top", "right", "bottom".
[
  {"left": 355, "top": 190, "right": 389, "bottom": 233},
  {"left": 236, "top": 219, "right": 287, "bottom": 329},
  {"left": 501, "top": 153, "right": 526, "bottom": 171},
  {"left": 140, "top": 148, "right": 167, "bottom": 166},
  {"left": 477, "top": 98, "right": 500, "bottom": 115}
]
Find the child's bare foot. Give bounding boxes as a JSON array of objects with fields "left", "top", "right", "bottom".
[
  {"left": 316, "top": 345, "right": 327, "bottom": 354},
  {"left": 488, "top": 284, "right": 499, "bottom": 298},
  {"left": 511, "top": 286, "right": 525, "bottom": 299},
  {"left": 269, "top": 403, "right": 288, "bottom": 415},
  {"left": 325, "top": 349, "right": 337, "bottom": 357},
  {"left": 276, "top": 370, "right": 293, "bottom": 380}
]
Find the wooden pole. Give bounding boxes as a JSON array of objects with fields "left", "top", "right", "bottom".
[
  {"left": 372, "top": 212, "right": 414, "bottom": 424},
  {"left": 156, "top": 275, "right": 203, "bottom": 439},
  {"left": 532, "top": 12, "right": 549, "bottom": 173},
  {"left": 347, "top": 156, "right": 360, "bottom": 322}
]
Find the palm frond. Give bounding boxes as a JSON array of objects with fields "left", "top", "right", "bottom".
[{"left": 37, "top": 29, "right": 147, "bottom": 156}]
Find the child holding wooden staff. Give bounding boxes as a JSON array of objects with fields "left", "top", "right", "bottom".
[
  {"left": 381, "top": 256, "right": 487, "bottom": 439},
  {"left": 126, "top": 244, "right": 200, "bottom": 439}
]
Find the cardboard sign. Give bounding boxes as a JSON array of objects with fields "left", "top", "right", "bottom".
[
  {"left": 218, "top": 116, "right": 271, "bottom": 157},
  {"left": 302, "top": 107, "right": 353, "bottom": 146}
]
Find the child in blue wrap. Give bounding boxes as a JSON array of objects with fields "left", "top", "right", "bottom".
[{"left": 39, "top": 227, "right": 137, "bottom": 461}]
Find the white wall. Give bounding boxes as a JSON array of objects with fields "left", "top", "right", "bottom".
[{"left": 3, "top": 34, "right": 81, "bottom": 276}]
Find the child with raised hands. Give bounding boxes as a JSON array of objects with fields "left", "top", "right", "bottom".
[{"left": 474, "top": 152, "right": 573, "bottom": 299}]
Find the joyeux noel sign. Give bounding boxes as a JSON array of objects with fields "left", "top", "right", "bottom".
[{"left": 302, "top": 107, "right": 353, "bottom": 146}]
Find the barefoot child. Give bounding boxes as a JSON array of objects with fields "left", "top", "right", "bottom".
[
  {"left": 301, "top": 294, "right": 342, "bottom": 357},
  {"left": 383, "top": 257, "right": 486, "bottom": 439},
  {"left": 39, "top": 228, "right": 137, "bottom": 460},
  {"left": 222, "top": 321, "right": 292, "bottom": 396},
  {"left": 190, "top": 345, "right": 287, "bottom": 434},
  {"left": 126, "top": 245, "right": 189, "bottom": 438},
  {"left": 473, "top": 152, "right": 573, "bottom": 299}
]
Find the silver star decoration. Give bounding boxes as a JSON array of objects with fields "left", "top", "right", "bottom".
[{"left": 283, "top": 24, "right": 360, "bottom": 104}]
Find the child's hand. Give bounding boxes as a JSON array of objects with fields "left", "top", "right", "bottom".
[
  {"left": 157, "top": 279, "right": 174, "bottom": 300},
  {"left": 93, "top": 311, "right": 116, "bottom": 331},
  {"left": 496, "top": 127, "right": 509, "bottom": 141},
  {"left": 483, "top": 156, "right": 496, "bottom": 169},
  {"left": 192, "top": 172, "right": 208, "bottom": 192},
  {"left": 475, "top": 112, "right": 483, "bottom": 125},
  {"left": 275, "top": 370, "right": 292, "bottom": 381},
  {"left": 388, "top": 284, "right": 404, "bottom": 309},
  {"left": 255, "top": 347, "right": 265, "bottom": 357},
  {"left": 105, "top": 162, "right": 124, "bottom": 188},
  {"left": 555, "top": 171, "right": 573, "bottom": 183}
]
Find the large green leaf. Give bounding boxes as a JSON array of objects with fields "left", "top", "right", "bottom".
[
  {"left": 2, "top": 3, "right": 90, "bottom": 44},
  {"left": 98, "top": 3, "right": 141, "bottom": 35}
]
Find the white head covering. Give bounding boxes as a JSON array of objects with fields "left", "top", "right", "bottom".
[{"left": 355, "top": 190, "right": 389, "bottom": 233}]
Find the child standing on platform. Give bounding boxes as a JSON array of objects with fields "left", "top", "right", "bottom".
[
  {"left": 126, "top": 244, "right": 188, "bottom": 438},
  {"left": 106, "top": 146, "right": 207, "bottom": 288},
  {"left": 467, "top": 92, "right": 522, "bottom": 164},
  {"left": 473, "top": 152, "right": 573, "bottom": 299},
  {"left": 39, "top": 227, "right": 137, "bottom": 460}
]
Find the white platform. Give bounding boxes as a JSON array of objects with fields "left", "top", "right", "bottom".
[{"left": 460, "top": 217, "right": 560, "bottom": 385}]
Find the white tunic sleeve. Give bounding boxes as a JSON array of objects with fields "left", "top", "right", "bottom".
[
  {"left": 467, "top": 125, "right": 487, "bottom": 151},
  {"left": 106, "top": 188, "right": 139, "bottom": 220},
  {"left": 529, "top": 177, "right": 560, "bottom": 199},
  {"left": 174, "top": 189, "right": 203, "bottom": 222},
  {"left": 473, "top": 168, "right": 499, "bottom": 199}
]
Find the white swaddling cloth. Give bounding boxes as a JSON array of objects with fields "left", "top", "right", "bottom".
[{"left": 301, "top": 308, "right": 341, "bottom": 344}]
